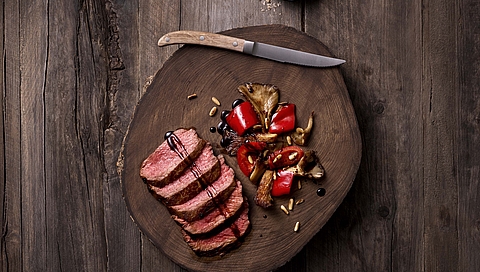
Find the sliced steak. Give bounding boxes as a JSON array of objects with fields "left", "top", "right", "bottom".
[
  {"left": 181, "top": 201, "right": 250, "bottom": 257},
  {"left": 149, "top": 143, "right": 221, "bottom": 206},
  {"left": 168, "top": 156, "right": 236, "bottom": 222},
  {"left": 140, "top": 128, "right": 206, "bottom": 187},
  {"left": 173, "top": 180, "right": 245, "bottom": 236}
]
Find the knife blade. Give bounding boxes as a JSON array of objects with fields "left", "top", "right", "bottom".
[{"left": 158, "top": 31, "right": 345, "bottom": 67}]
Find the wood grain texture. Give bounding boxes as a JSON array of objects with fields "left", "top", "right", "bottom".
[
  {"left": 1, "top": 0, "right": 479, "bottom": 271},
  {"left": 1, "top": 1, "right": 22, "bottom": 271},
  {"left": 305, "top": 1, "right": 425, "bottom": 271},
  {"left": 120, "top": 25, "right": 360, "bottom": 272}
]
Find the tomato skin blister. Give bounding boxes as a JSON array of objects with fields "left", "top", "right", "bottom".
[
  {"left": 226, "top": 101, "right": 260, "bottom": 136},
  {"left": 269, "top": 103, "right": 296, "bottom": 134}
]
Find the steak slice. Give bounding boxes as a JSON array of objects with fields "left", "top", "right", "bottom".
[
  {"left": 182, "top": 201, "right": 250, "bottom": 257},
  {"left": 168, "top": 156, "right": 236, "bottom": 222},
  {"left": 173, "top": 180, "right": 245, "bottom": 236},
  {"left": 149, "top": 143, "right": 221, "bottom": 206},
  {"left": 140, "top": 128, "right": 206, "bottom": 187}
]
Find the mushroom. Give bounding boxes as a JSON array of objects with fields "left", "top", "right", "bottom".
[
  {"left": 284, "top": 149, "right": 325, "bottom": 180},
  {"left": 238, "top": 83, "right": 279, "bottom": 131},
  {"left": 290, "top": 111, "right": 314, "bottom": 146}
]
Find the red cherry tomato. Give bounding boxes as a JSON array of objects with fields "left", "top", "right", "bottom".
[
  {"left": 269, "top": 103, "right": 296, "bottom": 134},
  {"left": 271, "top": 170, "right": 295, "bottom": 197},
  {"left": 236, "top": 141, "right": 267, "bottom": 176},
  {"left": 226, "top": 101, "right": 260, "bottom": 136},
  {"left": 267, "top": 145, "right": 304, "bottom": 170}
]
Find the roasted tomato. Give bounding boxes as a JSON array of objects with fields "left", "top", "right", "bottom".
[
  {"left": 236, "top": 141, "right": 267, "bottom": 177},
  {"left": 226, "top": 101, "right": 260, "bottom": 136},
  {"left": 271, "top": 170, "right": 295, "bottom": 197},
  {"left": 269, "top": 103, "right": 296, "bottom": 134},
  {"left": 267, "top": 145, "right": 304, "bottom": 170}
]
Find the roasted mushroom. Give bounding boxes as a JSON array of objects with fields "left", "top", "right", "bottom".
[
  {"left": 238, "top": 83, "right": 279, "bottom": 131},
  {"left": 283, "top": 149, "right": 325, "bottom": 179},
  {"left": 254, "top": 170, "right": 275, "bottom": 208},
  {"left": 290, "top": 111, "right": 314, "bottom": 146}
]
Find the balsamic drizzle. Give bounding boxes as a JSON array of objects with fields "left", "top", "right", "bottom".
[{"left": 165, "top": 132, "right": 241, "bottom": 238}]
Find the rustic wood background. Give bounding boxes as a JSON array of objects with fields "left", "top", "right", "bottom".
[{"left": 1, "top": 0, "right": 479, "bottom": 271}]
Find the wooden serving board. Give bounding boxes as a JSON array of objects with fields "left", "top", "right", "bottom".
[{"left": 120, "top": 25, "right": 361, "bottom": 272}]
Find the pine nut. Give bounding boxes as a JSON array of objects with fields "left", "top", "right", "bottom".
[
  {"left": 294, "top": 221, "right": 300, "bottom": 232},
  {"left": 211, "top": 96, "right": 221, "bottom": 106},
  {"left": 280, "top": 205, "right": 289, "bottom": 215},
  {"left": 209, "top": 106, "right": 217, "bottom": 117},
  {"left": 187, "top": 93, "right": 197, "bottom": 100},
  {"left": 272, "top": 154, "right": 282, "bottom": 164}
]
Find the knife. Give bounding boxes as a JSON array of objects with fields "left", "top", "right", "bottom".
[{"left": 158, "top": 31, "right": 345, "bottom": 67}]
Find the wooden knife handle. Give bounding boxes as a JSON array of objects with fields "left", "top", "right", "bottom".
[{"left": 158, "top": 31, "right": 246, "bottom": 53}]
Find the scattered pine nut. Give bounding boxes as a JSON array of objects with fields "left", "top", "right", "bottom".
[
  {"left": 187, "top": 93, "right": 197, "bottom": 100},
  {"left": 297, "top": 179, "right": 302, "bottom": 190},
  {"left": 247, "top": 155, "right": 254, "bottom": 164},
  {"left": 211, "top": 96, "right": 221, "bottom": 106},
  {"left": 288, "top": 198, "right": 294, "bottom": 211},
  {"left": 294, "top": 221, "right": 300, "bottom": 232},
  {"left": 295, "top": 199, "right": 305, "bottom": 205},
  {"left": 209, "top": 106, "right": 217, "bottom": 117},
  {"left": 288, "top": 152, "right": 298, "bottom": 161},
  {"left": 272, "top": 154, "right": 282, "bottom": 164},
  {"left": 286, "top": 135, "right": 292, "bottom": 145},
  {"left": 280, "top": 205, "right": 289, "bottom": 215}
]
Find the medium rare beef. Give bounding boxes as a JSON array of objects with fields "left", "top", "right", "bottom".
[
  {"left": 148, "top": 143, "right": 221, "bottom": 206},
  {"left": 181, "top": 201, "right": 250, "bottom": 257},
  {"left": 173, "top": 180, "right": 245, "bottom": 235},
  {"left": 168, "top": 156, "right": 236, "bottom": 222},
  {"left": 140, "top": 128, "right": 250, "bottom": 256},
  {"left": 140, "top": 128, "right": 206, "bottom": 187}
]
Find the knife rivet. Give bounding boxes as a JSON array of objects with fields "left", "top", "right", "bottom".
[
  {"left": 199, "top": 35, "right": 205, "bottom": 41},
  {"left": 232, "top": 41, "right": 238, "bottom": 47},
  {"left": 165, "top": 37, "right": 170, "bottom": 42}
]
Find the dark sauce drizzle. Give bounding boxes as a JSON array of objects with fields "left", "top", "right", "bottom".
[
  {"left": 165, "top": 132, "right": 241, "bottom": 238},
  {"left": 167, "top": 133, "right": 208, "bottom": 190}
]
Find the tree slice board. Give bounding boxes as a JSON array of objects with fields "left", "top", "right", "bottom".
[{"left": 120, "top": 25, "right": 361, "bottom": 272}]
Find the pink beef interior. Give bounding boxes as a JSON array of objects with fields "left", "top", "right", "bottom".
[
  {"left": 149, "top": 143, "right": 221, "bottom": 206},
  {"left": 140, "top": 128, "right": 203, "bottom": 185},
  {"left": 183, "top": 201, "right": 250, "bottom": 253},
  {"left": 169, "top": 158, "right": 236, "bottom": 221},
  {"left": 175, "top": 180, "right": 244, "bottom": 235}
]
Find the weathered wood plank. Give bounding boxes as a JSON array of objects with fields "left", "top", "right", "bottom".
[
  {"left": 457, "top": 0, "right": 480, "bottom": 271},
  {"left": 422, "top": 0, "right": 460, "bottom": 270},
  {"left": 19, "top": 0, "right": 49, "bottom": 269},
  {"left": 102, "top": 1, "right": 144, "bottom": 271},
  {"left": 1, "top": 0, "right": 22, "bottom": 271},
  {"left": 40, "top": 0, "right": 108, "bottom": 270},
  {"left": 304, "top": 0, "right": 425, "bottom": 271},
  {"left": 180, "top": 0, "right": 302, "bottom": 32}
]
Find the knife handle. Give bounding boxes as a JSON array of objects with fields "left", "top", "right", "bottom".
[{"left": 158, "top": 31, "right": 246, "bottom": 53}]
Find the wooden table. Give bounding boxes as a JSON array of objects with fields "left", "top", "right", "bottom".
[{"left": 2, "top": 0, "right": 479, "bottom": 271}]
